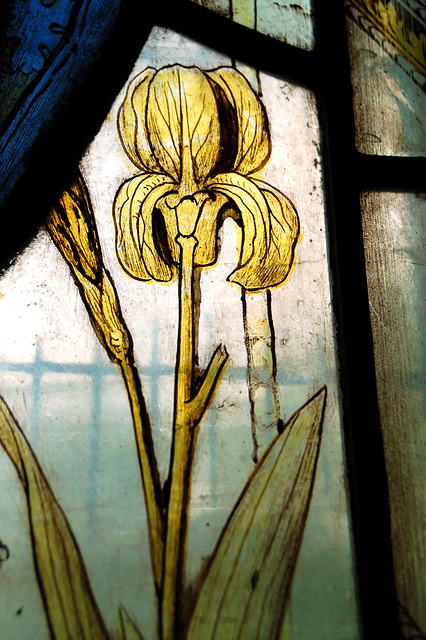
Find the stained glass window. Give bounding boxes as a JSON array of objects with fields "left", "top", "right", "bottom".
[{"left": 0, "top": 2, "right": 424, "bottom": 639}]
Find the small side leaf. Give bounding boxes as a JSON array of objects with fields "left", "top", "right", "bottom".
[
  {"left": 0, "top": 396, "right": 109, "bottom": 640},
  {"left": 186, "top": 387, "right": 327, "bottom": 640}
]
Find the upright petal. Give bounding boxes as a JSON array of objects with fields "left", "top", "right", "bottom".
[
  {"left": 113, "top": 173, "right": 176, "bottom": 282},
  {"left": 118, "top": 67, "right": 159, "bottom": 173},
  {"left": 207, "top": 67, "right": 271, "bottom": 175},
  {"left": 146, "top": 65, "right": 222, "bottom": 189}
]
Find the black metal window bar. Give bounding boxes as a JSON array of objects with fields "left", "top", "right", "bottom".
[{"left": 1, "top": 1, "right": 425, "bottom": 637}]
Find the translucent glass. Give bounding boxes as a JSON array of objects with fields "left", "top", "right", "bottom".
[
  {"left": 190, "top": 0, "right": 315, "bottom": 50},
  {"left": 346, "top": 0, "right": 426, "bottom": 156},
  {"left": 361, "top": 191, "right": 426, "bottom": 631},
  {"left": 0, "top": 26, "right": 358, "bottom": 639}
]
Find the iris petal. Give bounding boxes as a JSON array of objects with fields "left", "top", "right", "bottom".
[
  {"left": 115, "top": 66, "right": 300, "bottom": 293},
  {"left": 118, "top": 68, "right": 159, "bottom": 173},
  {"left": 206, "top": 172, "right": 270, "bottom": 286},
  {"left": 240, "top": 179, "right": 300, "bottom": 290},
  {"left": 146, "top": 65, "right": 222, "bottom": 188},
  {"left": 207, "top": 67, "right": 271, "bottom": 176},
  {"left": 139, "top": 182, "right": 179, "bottom": 282},
  {"left": 113, "top": 173, "right": 175, "bottom": 281},
  {"left": 192, "top": 193, "right": 229, "bottom": 267}
]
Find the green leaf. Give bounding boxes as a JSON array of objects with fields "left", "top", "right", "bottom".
[
  {"left": 0, "top": 396, "right": 109, "bottom": 640},
  {"left": 185, "top": 387, "right": 327, "bottom": 640},
  {"left": 117, "top": 606, "right": 146, "bottom": 640}
]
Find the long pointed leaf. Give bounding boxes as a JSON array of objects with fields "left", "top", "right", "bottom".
[
  {"left": 186, "top": 387, "right": 327, "bottom": 640},
  {"left": 117, "top": 606, "right": 146, "bottom": 640},
  {"left": 0, "top": 396, "right": 109, "bottom": 640}
]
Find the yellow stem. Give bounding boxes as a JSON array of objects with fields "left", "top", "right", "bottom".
[
  {"left": 119, "top": 360, "right": 164, "bottom": 594},
  {"left": 161, "top": 234, "right": 229, "bottom": 640},
  {"left": 176, "top": 236, "right": 197, "bottom": 409},
  {"left": 161, "top": 235, "right": 197, "bottom": 640}
]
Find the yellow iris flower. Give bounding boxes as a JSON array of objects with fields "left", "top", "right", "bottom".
[
  {"left": 113, "top": 67, "right": 301, "bottom": 637},
  {"left": 114, "top": 64, "right": 299, "bottom": 291}
]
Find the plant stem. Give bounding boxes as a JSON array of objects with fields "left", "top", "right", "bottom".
[
  {"left": 242, "top": 289, "right": 282, "bottom": 462},
  {"left": 161, "top": 234, "right": 197, "bottom": 640},
  {"left": 160, "top": 232, "right": 229, "bottom": 640},
  {"left": 119, "top": 360, "right": 164, "bottom": 593}
]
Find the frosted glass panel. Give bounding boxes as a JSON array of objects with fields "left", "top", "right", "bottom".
[
  {"left": 0, "top": 26, "right": 358, "bottom": 640},
  {"left": 361, "top": 191, "right": 426, "bottom": 633}
]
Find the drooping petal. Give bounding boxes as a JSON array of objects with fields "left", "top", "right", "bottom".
[
  {"left": 139, "top": 181, "right": 180, "bottom": 282},
  {"left": 206, "top": 172, "right": 270, "bottom": 289},
  {"left": 207, "top": 67, "right": 271, "bottom": 175},
  {"left": 118, "top": 67, "right": 159, "bottom": 173},
  {"left": 252, "top": 179, "right": 300, "bottom": 289},
  {"left": 113, "top": 173, "right": 176, "bottom": 282},
  {"left": 146, "top": 65, "right": 222, "bottom": 189}
]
